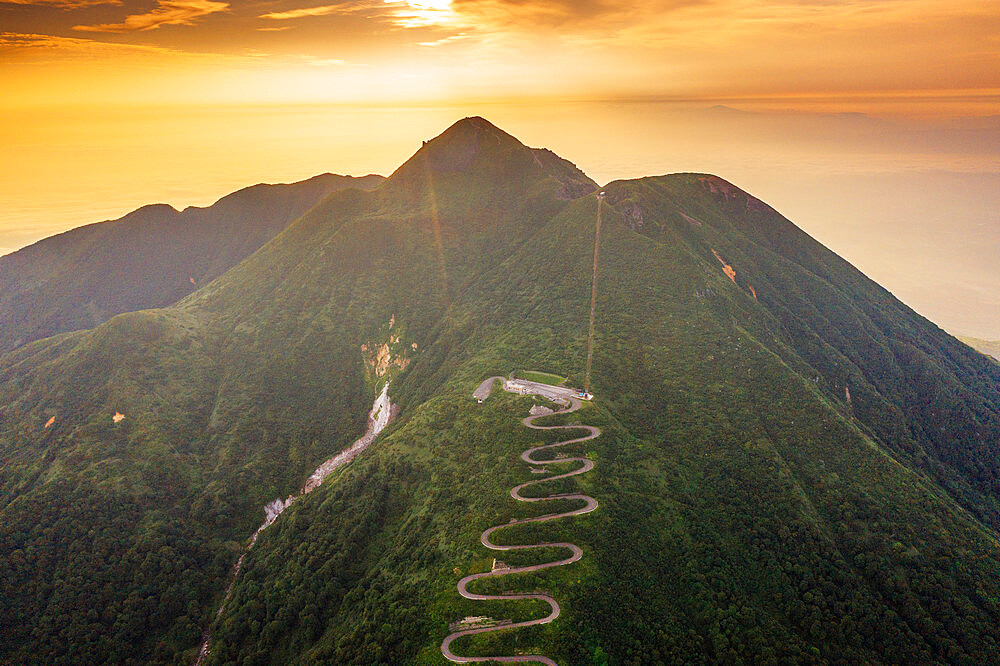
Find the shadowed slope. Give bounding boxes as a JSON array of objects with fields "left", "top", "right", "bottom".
[
  {"left": 601, "top": 173, "right": 1000, "bottom": 529},
  {"left": 0, "top": 173, "right": 384, "bottom": 352}
]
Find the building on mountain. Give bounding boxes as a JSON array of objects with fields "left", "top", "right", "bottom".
[{"left": 504, "top": 380, "right": 528, "bottom": 394}]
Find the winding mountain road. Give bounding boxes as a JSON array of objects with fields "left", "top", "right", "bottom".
[{"left": 442, "top": 392, "right": 599, "bottom": 665}]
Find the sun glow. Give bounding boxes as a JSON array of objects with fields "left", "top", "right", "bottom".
[{"left": 386, "top": 0, "right": 455, "bottom": 27}]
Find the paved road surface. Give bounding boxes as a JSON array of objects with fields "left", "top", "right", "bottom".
[
  {"left": 441, "top": 391, "right": 599, "bottom": 665},
  {"left": 506, "top": 379, "right": 582, "bottom": 405},
  {"left": 473, "top": 376, "right": 504, "bottom": 402}
]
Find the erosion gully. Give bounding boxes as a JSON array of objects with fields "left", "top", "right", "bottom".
[{"left": 193, "top": 381, "right": 396, "bottom": 665}]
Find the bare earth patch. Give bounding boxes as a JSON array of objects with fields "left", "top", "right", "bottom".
[{"left": 712, "top": 249, "right": 737, "bottom": 284}]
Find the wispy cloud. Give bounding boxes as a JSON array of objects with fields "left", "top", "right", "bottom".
[
  {"left": 258, "top": 0, "right": 457, "bottom": 27},
  {"left": 0, "top": 0, "right": 120, "bottom": 6},
  {"left": 1, "top": 30, "right": 177, "bottom": 55},
  {"left": 301, "top": 55, "right": 348, "bottom": 66},
  {"left": 258, "top": 3, "right": 344, "bottom": 20},
  {"left": 73, "top": 0, "right": 228, "bottom": 33},
  {"left": 0, "top": 29, "right": 269, "bottom": 68},
  {"left": 419, "top": 32, "right": 468, "bottom": 46},
  {"left": 386, "top": 0, "right": 457, "bottom": 28}
]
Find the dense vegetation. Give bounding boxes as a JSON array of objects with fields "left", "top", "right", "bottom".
[
  {"left": 0, "top": 173, "right": 383, "bottom": 352},
  {"left": 2, "top": 117, "right": 999, "bottom": 664}
]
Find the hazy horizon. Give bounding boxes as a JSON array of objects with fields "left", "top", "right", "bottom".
[
  {"left": 3, "top": 0, "right": 998, "bottom": 336},
  {"left": 3, "top": 101, "right": 998, "bottom": 339}
]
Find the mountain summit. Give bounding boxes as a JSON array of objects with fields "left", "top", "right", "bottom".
[
  {"left": 386, "top": 116, "right": 597, "bottom": 207},
  {"left": 2, "top": 118, "right": 1000, "bottom": 665}
]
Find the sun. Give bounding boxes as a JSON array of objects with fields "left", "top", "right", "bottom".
[
  {"left": 385, "top": 0, "right": 455, "bottom": 27},
  {"left": 408, "top": 0, "right": 452, "bottom": 9}
]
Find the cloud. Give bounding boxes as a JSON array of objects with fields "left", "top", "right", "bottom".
[
  {"left": 73, "top": 0, "right": 228, "bottom": 33},
  {"left": 0, "top": 0, "right": 120, "bottom": 6},
  {"left": 259, "top": 0, "right": 457, "bottom": 27},
  {"left": 1, "top": 30, "right": 176, "bottom": 55},
  {"left": 306, "top": 57, "right": 348, "bottom": 65},
  {"left": 386, "top": 0, "right": 458, "bottom": 28},
  {"left": 259, "top": 4, "right": 344, "bottom": 20},
  {"left": 451, "top": 0, "right": 704, "bottom": 30},
  {"left": 419, "top": 32, "right": 468, "bottom": 46},
  {"left": 0, "top": 30, "right": 265, "bottom": 67}
]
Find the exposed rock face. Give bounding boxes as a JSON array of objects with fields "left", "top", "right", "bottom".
[
  {"left": 362, "top": 338, "right": 410, "bottom": 377},
  {"left": 362, "top": 314, "right": 415, "bottom": 379},
  {"left": 712, "top": 249, "right": 738, "bottom": 284},
  {"left": 625, "top": 203, "right": 644, "bottom": 230},
  {"left": 529, "top": 404, "right": 554, "bottom": 416},
  {"left": 679, "top": 211, "right": 702, "bottom": 227}
]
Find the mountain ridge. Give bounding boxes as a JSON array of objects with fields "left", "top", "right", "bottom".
[{"left": 0, "top": 172, "right": 384, "bottom": 352}]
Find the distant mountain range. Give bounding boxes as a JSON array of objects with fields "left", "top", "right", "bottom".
[
  {"left": 2, "top": 118, "right": 999, "bottom": 665},
  {"left": 957, "top": 335, "right": 1000, "bottom": 361},
  {"left": 0, "top": 173, "right": 383, "bottom": 352}
]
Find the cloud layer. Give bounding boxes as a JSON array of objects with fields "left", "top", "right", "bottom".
[{"left": 73, "top": 0, "right": 228, "bottom": 33}]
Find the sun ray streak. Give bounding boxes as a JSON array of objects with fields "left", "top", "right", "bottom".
[{"left": 422, "top": 153, "right": 451, "bottom": 307}]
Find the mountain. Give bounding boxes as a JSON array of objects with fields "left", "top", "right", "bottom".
[
  {"left": 957, "top": 335, "right": 1000, "bottom": 362},
  {"left": 2, "top": 117, "right": 1000, "bottom": 665},
  {"left": 0, "top": 172, "right": 384, "bottom": 352}
]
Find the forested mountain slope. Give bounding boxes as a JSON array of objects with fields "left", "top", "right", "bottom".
[
  {"left": 2, "top": 118, "right": 999, "bottom": 665},
  {"left": 0, "top": 173, "right": 383, "bottom": 352},
  {"left": 600, "top": 174, "right": 1000, "bottom": 532},
  {"left": 0, "top": 118, "right": 595, "bottom": 664}
]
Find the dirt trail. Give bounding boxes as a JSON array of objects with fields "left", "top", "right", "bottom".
[{"left": 441, "top": 394, "right": 599, "bottom": 665}]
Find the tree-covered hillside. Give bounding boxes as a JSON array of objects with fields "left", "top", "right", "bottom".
[{"left": 2, "top": 118, "right": 999, "bottom": 665}]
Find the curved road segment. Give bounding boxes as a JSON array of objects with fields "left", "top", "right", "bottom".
[{"left": 442, "top": 388, "right": 599, "bottom": 665}]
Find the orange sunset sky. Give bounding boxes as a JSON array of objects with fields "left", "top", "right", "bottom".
[
  {"left": 2, "top": 0, "right": 1000, "bottom": 109},
  {"left": 1, "top": 0, "right": 999, "bottom": 337},
  {"left": 2, "top": 1, "right": 999, "bottom": 109}
]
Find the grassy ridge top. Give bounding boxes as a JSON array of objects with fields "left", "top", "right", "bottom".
[{"left": 517, "top": 370, "right": 567, "bottom": 385}]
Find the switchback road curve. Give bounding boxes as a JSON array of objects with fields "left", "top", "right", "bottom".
[{"left": 441, "top": 394, "right": 599, "bottom": 665}]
